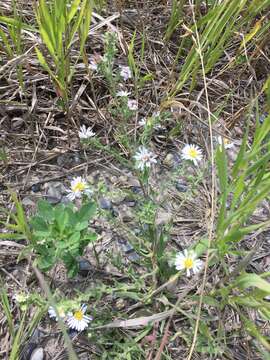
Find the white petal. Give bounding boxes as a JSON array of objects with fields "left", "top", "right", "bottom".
[{"left": 67, "top": 192, "right": 76, "bottom": 201}]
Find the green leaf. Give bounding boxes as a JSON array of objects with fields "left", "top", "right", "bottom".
[
  {"left": 194, "top": 238, "right": 209, "bottom": 256},
  {"left": 35, "top": 47, "right": 53, "bottom": 74},
  {"left": 0, "top": 233, "right": 26, "bottom": 240},
  {"left": 67, "top": 0, "right": 87, "bottom": 49},
  {"left": 77, "top": 202, "right": 96, "bottom": 222},
  {"left": 68, "top": 0, "right": 81, "bottom": 23},
  {"left": 216, "top": 144, "right": 228, "bottom": 234},
  {"left": 54, "top": 204, "right": 69, "bottom": 233},
  {"left": 82, "top": 231, "right": 97, "bottom": 243},
  {"left": 79, "top": 0, "right": 92, "bottom": 54},
  {"left": 38, "top": 0, "right": 56, "bottom": 50},
  {"left": 235, "top": 272, "right": 270, "bottom": 293},
  {"left": 0, "top": 27, "right": 13, "bottom": 57},
  {"left": 74, "top": 221, "right": 88, "bottom": 231},
  {"left": 0, "top": 15, "right": 35, "bottom": 32},
  {"left": 39, "top": 27, "right": 56, "bottom": 59},
  {"left": 62, "top": 254, "right": 79, "bottom": 277},
  {"left": 242, "top": 314, "right": 270, "bottom": 351},
  {"left": 30, "top": 216, "right": 48, "bottom": 231},
  {"left": 69, "top": 232, "right": 80, "bottom": 246},
  {"left": 37, "top": 255, "right": 54, "bottom": 271},
  {"left": 37, "top": 200, "right": 54, "bottom": 221}
]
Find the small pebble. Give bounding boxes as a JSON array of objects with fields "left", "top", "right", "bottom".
[
  {"left": 110, "top": 175, "right": 118, "bottom": 184},
  {"left": 112, "top": 208, "right": 119, "bottom": 217},
  {"left": 111, "top": 192, "right": 126, "bottom": 205},
  {"left": 45, "top": 182, "right": 66, "bottom": 204},
  {"left": 22, "top": 197, "right": 36, "bottom": 207},
  {"left": 68, "top": 329, "right": 78, "bottom": 338},
  {"left": 175, "top": 182, "right": 188, "bottom": 192},
  {"left": 0, "top": 183, "right": 6, "bottom": 191},
  {"left": 119, "top": 175, "right": 128, "bottom": 183},
  {"left": 87, "top": 175, "right": 95, "bottom": 185},
  {"left": 99, "top": 197, "right": 112, "bottom": 210},
  {"left": 31, "top": 183, "right": 41, "bottom": 193},
  {"left": 30, "top": 347, "right": 44, "bottom": 360},
  {"left": 259, "top": 112, "right": 268, "bottom": 124},
  {"left": 78, "top": 259, "right": 91, "bottom": 277},
  {"left": 125, "top": 200, "right": 136, "bottom": 207},
  {"left": 119, "top": 205, "right": 133, "bottom": 222},
  {"left": 163, "top": 153, "right": 174, "bottom": 167},
  {"left": 131, "top": 186, "right": 143, "bottom": 195}
]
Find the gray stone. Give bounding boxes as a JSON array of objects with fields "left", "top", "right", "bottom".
[
  {"left": 175, "top": 181, "right": 188, "bottom": 192},
  {"left": 99, "top": 197, "right": 112, "bottom": 210},
  {"left": 119, "top": 205, "right": 133, "bottom": 222},
  {"left": 155, "top": 209, "right": 172, "bottom": 225},
  {"left": 111, "top": 192, "right": 126, "bottom": 205},
  {"left": 163, "top": 153, "right": 174, "bottom": 167},
  {"left": 30, "top": 348, "right": 44, "bottom": 360},
  {"left": 44, "top": 182, "right": 66, "bottom": 204}
]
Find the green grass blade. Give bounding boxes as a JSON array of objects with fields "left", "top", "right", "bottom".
[
  {"left": 0, "top": 288, "right": 14, "bottom": 337},
  {"left": 68, "top": 0, "right": 81, "bottom": 23}
]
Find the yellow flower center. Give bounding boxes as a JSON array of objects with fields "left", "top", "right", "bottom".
[
  {"left": 184, "top": 258, "right": 194, "bottom": 269},
  {"left": 187, "top": 148, "right": 198, "bottom": 158},
  {"left": 74, "top": 310, "right": 83, "bottom": 321},
  {"left": 72, "top": 182, "right": 86, "bottom": 193}
]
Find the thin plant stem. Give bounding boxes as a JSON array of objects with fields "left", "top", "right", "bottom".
[{"left": 186, "top": 1, "right": 216, "bottom": 359}]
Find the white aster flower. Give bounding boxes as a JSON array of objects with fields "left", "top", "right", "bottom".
[
  {"left": 127, "top": 99, "right": 138, "bottom": 111},
  {"left": 138, "top": 118, "right": 147, "bottom": 127},
  {"left": 67, "top": 304, "right": 93, "bottom": 332},
  {"left": 48, "top": 305, "right": 66, "bottom": 321},
  {"left": 181, "top": 144, "right": 203, "bottom": 165},
  {"left": 67, "top": 176, "right": 92, "bottom": 200},
  {"left": 89, "top": 58, "right": 98, "bottom": 71},
  {"left": 119, "top": 65, "right": 132, "bottom": 81},
  {"left": 175, "top": 250, "right": 203, "bottom": 277},
  {"left": 116, "top": 90, "right": 130, "bottom": 97},
  {"left": 217, "top": 136, "right": 234, "bottom": 150},
  {"left": 78, "top": 125, "right": 95, "bottom": 140},
  {"left": 134, "top": 146, "right": 157, "bottom": 171}
]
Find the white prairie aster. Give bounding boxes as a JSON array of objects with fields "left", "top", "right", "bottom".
[
  {"left": 127, "top": 99, "right": 138, "bottom": 111},
  {"left": 181, "top": 144, "right": 203, "bottom": 165},
  {"left": 67, "top": 304, "right": 93, "bottom": 332},
  {"left": 78, "top": 125, "right": 95, "bottom": 140},
  {"left": 134, "top": 146, "right": 157, "bottom": 171},
  {"left": 175, "top": 249, "right": 203, "bottom": 277},
  {"left": 89, "top": 58, "right": 98, "bottom": 71},
  {"left": 138, "top": 118, "right": 147, "bottom": 127},
  {"left": 217, "top": 136, "right": 234, "bottom": 150},
  {"left": 48, "top": 305, "right": 66, "bottom": 321},
  {"left": 116, "top": 90, "right": 130, "bottom": 97},
  {"left": 67, "top": 176, "right": 92, "bottom": 200},
  {"left": 119, "top": 65, "right": 132, "bottom": 81}
]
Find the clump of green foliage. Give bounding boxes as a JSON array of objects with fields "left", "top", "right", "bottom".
[{"left": 29, "top": 200, "right": 97, "bottom": 277}]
